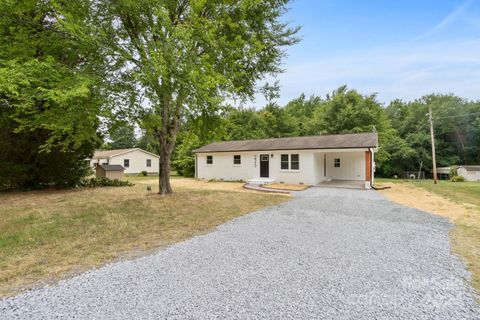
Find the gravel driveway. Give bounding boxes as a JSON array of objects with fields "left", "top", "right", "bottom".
[{"left": 1, "top": 188, "right": 479, "bottom": 319}]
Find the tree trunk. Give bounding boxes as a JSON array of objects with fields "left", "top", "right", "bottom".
[
  {"left": 157, "top": 110, "right": 179, "bottom": 195},
  {"left": 158, "top": 146, "right": 173, "bottom": 195}
]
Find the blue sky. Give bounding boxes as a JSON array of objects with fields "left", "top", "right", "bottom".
[{"left": 252, "top": 0, "right": 480, "bottom": 106}]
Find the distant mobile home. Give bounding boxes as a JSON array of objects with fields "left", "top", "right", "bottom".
[
  {"left": 193, "top": 132, "right": 378, "bottom": 189},
  {"left": 89, "top": 148, "right": 159, "bottom": 175},
  {"left": 457, "top": 165, "right": 480, "bottom": 182},
  {"left": 437, "top": 165, "right": 480, "bottom": 181}
]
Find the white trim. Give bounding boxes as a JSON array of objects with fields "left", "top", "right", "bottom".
[
  {"left": 95, "top": 148, "right": 160, "bottom": 159},
  {"left": 195, "top": 147, "right": 372, "bottom": 154}
]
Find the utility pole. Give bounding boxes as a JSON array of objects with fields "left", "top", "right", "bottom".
[{"left": 428, "top": 107, "right": 438, "bottom": 184}]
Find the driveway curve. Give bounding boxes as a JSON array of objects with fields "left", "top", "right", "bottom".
[{"left": 1, "top": 188, "right": 479, "bottom": 319}]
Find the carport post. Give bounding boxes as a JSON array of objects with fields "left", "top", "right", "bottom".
[{"left": 365, "top": 150, "right": 372, "bottom": 189}]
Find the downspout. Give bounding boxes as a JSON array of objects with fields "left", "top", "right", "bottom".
[
  {"left": 369, "top": 147, "right": 390, "bottom": 190},
  {"left": 368, "top": 148, "right": 373, "bottom": 189},
  {"left": 194, "top": 154, "right": 198, "bottom": 179}
]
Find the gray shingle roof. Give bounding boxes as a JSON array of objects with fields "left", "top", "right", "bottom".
[
  {"left": 99, "top": 164, "right": 125, "bottom": 171},
  {"left": 194, "top": 132, "right": 378, "bottom": 153},
  {"left": 92, "top": 148, "right": 159, "bottom": 159},
  {"left": 460, "top": 165, "right": 480, "bottom": 171}
]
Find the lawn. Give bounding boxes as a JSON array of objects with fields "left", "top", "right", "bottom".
[
  {"left": 0, "top": 177, "right": 288, "bottom": 297},
  {"left": 376, "top": 178, "right": 480, "bottom": 294}
]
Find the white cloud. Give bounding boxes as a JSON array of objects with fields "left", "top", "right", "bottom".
[
  {"left": 251, "top": 38, "right": 480, "bottom": 107},
  {"left": 413, "top": 0, "right": 473, "bottom": 41}
]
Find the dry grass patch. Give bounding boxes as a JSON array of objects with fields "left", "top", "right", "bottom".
[
  {"left": 129, "top": 176, "right": 253, "bottom": 193},
  {"left": 0, "top": 178, "right": 288, "bottom": 297},
  {"left": 378, "top": 181, "right": 480, "bottom": 294},
  {"left": 262, "top": 183, "right": 310, "bottom": 191}
]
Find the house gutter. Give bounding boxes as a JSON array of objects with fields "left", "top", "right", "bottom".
[{"left": 368, "top": 147, "right": 390, "bottom": 190}]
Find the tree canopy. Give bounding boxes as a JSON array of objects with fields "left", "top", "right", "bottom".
[
  {"left": 79, "top": 0, "right": 299, "bottom": 194},
  {"left": 172, "top": 86, "right": 480, "bottom": 179},
  {"left": 0, "top": 0, "right": 102, "bottom": 189}
]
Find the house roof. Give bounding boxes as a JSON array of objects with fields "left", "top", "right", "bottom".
[
  {"left": 194, "top": 132, "right": 378, "bottom": 153},
  {"left": 92, "top": 148, "right": 159, "bottom": 159},
  {"left": 99, "top": 164, "right": 125, "bottom": 171},
  {"left": 460, "top": 165, "right": 480, "bottom": 172}
]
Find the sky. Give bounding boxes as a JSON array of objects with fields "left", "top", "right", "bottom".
[{"left": 252, "top": 0, "right": 480, "bottom": 106}]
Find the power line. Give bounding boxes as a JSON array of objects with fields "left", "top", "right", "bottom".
[{"left": 403, "top": 122, "right": 427, "bottom": 141}]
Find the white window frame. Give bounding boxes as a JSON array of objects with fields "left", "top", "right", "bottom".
[
  {"left": 280, "top": 154, "right": 289, "bottom": 170},
  {"left": 280, "top": 154, "right": 300, "bottom": 172},
  {"left": 233, "top": 155, "right": 241, "bottom": 166},
  {"left": 146, "top": 159, "right": 151, "bottom": 167},
  {"left": 334, "top": 158, "right": 341, "bottom": 168},
  {"left": 206, "top": 155, "right": 213, "bottom": 165},
  {"left": 290, "top": 154, "right": 300, "bottom": 170}
]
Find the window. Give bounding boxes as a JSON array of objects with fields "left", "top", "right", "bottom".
[
  {"left": 233, "top": 155, "right": 241, "bottom": 165},
  {"left": 206, "top": 155, "right": 213, "bottom": 165},
  {"left": 146, "top": 159, "right": 151, "bottom": 167},
  {"left": 124, "top": 159, "right": 130, "bottom": 168},
  {"left": 281, "top": 154, "right": 289, "bottom": 170},
  {"left": 291, "top": 154, "right": 299, "bottom": 170},
  {"left": 281, "top": 154, "right": 300, "bottom": 170},
  {"left": 334, "top": 158, "right": 341, "bottom": 167}
]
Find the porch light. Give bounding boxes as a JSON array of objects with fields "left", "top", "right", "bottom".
[{"left": 270, "top": 154, "right": 274, "bottom": 158}]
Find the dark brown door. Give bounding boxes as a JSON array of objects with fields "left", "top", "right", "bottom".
[{"left": 260, "top": 154, "right": 269, "bottom": 178}]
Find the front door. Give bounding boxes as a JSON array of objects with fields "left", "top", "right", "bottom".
[{"left": 260, "top": 154, "right": 269, "bottom": 177}]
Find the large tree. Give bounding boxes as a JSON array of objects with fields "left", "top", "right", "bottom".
[
  {"left": 83, "top": 0, "right": 299, "bottom": 194},
  {"left": 0, "top": 0, "right": 103, "bottom": 190}
]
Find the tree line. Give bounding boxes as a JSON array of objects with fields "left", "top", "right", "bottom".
[
  {"left": 1, "top": 1, "right": 479, "bottom": 192},
  {"left": 170, "top": 86, "right": 480, "bottom": 178}
]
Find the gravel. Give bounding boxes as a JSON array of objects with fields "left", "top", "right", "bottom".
[{"left": 1, "top": 187, "right": 479, "bottom": 319}]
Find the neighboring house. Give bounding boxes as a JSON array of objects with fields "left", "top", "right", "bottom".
[
  {"left": 193, "top": 132, "right": 378, "bottom": 189},
  {"left": 436, "top": 167, "right": 451, "bottom": 180},
  {"left": 436, "top": 166, "right": 480, "bottom": 181},
  {"left": 95, "top": 164, "right": 125, "bottom": 180},
  {"left": 89, "top": 148, "right": 159, "bottom": 175},
  {"left": 457, "top": 165, "right": 480, "bottom": 182}
]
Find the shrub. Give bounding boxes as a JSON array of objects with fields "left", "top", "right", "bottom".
[
  {"left": 78, "top": 177, "right": 134, "bottom": 188},
  {"left": 450, "top": 175, "right": 465, "bottom": 182},
  {"left": 449, "top": 165, "right": 458, "bottom": 178},
  {"left": 139, "top": 171, "right": 148, "bottom": 177}
]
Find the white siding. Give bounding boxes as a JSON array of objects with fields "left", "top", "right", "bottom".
[
  {"left": 196, "top": 148, "right": 369, "bottom": 185},
  {"left": 458, "top": 167, "right": 480, "bottom": 181},
  {"left": 109, "top": 150, "right": 159, "bottom": 174},
  {"left": 196, "top": 152, "right": 257, "bottom": 181},
  {"left": 325, "top": 151, "right": 365, "bottom": 181}
]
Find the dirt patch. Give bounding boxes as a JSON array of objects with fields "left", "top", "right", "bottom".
[
  {"left": 378, "top": 182, "right": 469, "bottom": 223},
  {"left": 132, "top": 177, "right": 257, "bottom": 193},
  {"left": 262, "top": 183, "right": 310, "bottom": 191}
]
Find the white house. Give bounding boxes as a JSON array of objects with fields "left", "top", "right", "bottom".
[
  {"left": 193, "top": 132, "right": 378, "bottom": 189},
  {"left": 457, "top": 165, "right": 480, "bottom": 182},
  {"left": 89, "top": 148, "right": 159, "bottom": 175}
]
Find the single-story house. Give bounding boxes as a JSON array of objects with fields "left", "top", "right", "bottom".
[
  {"left": 436, "top": 165, "right": 480, "bottom": 181},
  {"left": 457, "top": 165, "right": 480, "bottom": 182},
  {"left": 95, "top": 164, "right": 125, "bottom": 180},
  {"left": 193, "top": 132, "right": 378, "bottom": 189},
  {"left": 436, "top": 167, "right": 451, "bottom": 180},
  {"left": 89, "top": 148, "right": 159, "bottom": 175}
]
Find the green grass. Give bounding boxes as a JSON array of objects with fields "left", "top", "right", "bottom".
[{"left": 376, "top": 178, "right": 480, "bottom": 207}]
